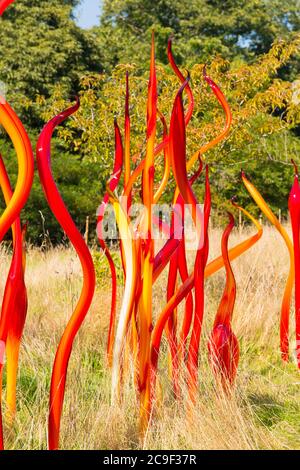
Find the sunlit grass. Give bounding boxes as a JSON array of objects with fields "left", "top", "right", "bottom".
[{"left": 0, "top": 225, "right": 299, "bottom": 449}]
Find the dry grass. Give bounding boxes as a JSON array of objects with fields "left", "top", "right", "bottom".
[{"left": 0, "top": 225, "right": 299, "bottom": 450}]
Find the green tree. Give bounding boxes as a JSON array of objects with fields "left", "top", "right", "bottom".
[
  {"left": 0, "top": 0, "right": 102, "bottom": 126},
  {"left": 98, "top": 0, "right": 300, "bottom": 69},
  {"left": 0, "top": 136, "right": 101, "bottom": 245}
]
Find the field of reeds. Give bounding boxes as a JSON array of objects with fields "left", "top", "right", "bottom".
[{"left": 0, "top": 224, "right": 299, "bottom": 450}]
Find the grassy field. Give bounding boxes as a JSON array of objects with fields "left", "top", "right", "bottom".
[{"left": 0, "top": 225, "right": 299, "bottom": 450}]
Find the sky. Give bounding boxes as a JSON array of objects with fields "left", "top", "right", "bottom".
[{"left": 75, "top": 0, "right": 102, "bottom": 29}]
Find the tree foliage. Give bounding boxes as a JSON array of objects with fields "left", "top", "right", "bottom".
[
  {"left": 39, "top": 34, "right": 300, "bottom": 222},
  {"left": 0, "top": 136, "right": 101, "bottom": 245},
  {"left": 98, "top": 0, "right": 300, "bottom": 69},
  {"left": 0, "top": 0, "right": 102, "bottom": 126}
]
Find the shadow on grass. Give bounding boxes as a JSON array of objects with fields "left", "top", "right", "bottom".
[{"left": 248, "top": 393, "right": 285, "bottom": 427}]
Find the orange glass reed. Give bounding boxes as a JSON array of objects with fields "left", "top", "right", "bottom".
[
  {"left": 208, "top": 213, "right": 239, "bottom": 390},
  {"left": 0, "top": 98, "right": 34, "bottom": 449},
  {"left": 0, "top": 0, "right": 14, "bottom": 16},
  {"left": 0, "top": 156, "right": 27, "bottom": 425},
  {"left": 36, "top": 99, "right": 96, "bottom": 450}
]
